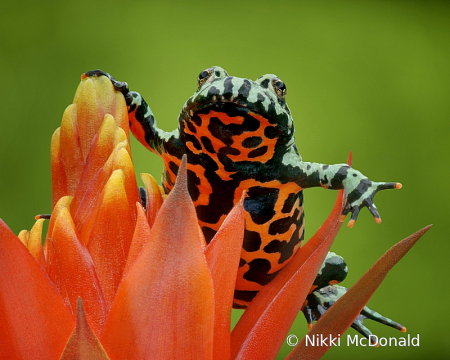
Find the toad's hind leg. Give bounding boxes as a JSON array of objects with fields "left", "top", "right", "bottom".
[{"left": 302, "top": 252, "right": 406, "bottom": 342}]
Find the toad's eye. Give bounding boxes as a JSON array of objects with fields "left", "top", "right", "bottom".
[
  {"left": 197, "top": 68, "right": 214, "bottom": 88},
  {"left": 272, "top": 77, "right": 287, "bottom": 100}
]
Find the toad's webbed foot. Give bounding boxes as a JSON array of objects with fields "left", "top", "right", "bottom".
[
  {"left": 341, "top": 175, "right": 402, "bottom": 228},
  {"left": 291, "top": 159, "right": 402, "bottom": 228},
  {"left": 82, "top": 70, "right": 132, "bottom": 105},
  {"left": 82, "top": 69, "right": 180, "bottom": 157},
  {"left": 302, "top": 285, "right": 406, "bottom": 344}
]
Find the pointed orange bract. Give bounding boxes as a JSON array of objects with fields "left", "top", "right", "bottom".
[
  {"left": 100, "top": 157, "right": 215, "bottom": 360},
  {"left": 51, "top": 128, "right": 68, "bottom": 207},
  {"left": 204, "top": 193, "right": 246, "bottom": 360},
  {"left": 231, "top": 190, "right": 345, "bottom": 360},
  {"left": 52, "top": 74, "right": 131, "bottom": 210},
  {"left": 0, "top": 219, "right": 75, "bottom": 360},
  {"left": 46, "top": 198, "right": 108, "bottom": 335},
  {"left": 27, "top": 218, "right": 46, "bottom": 268},
  {"left": 86, "top": 169, "right": 135, "bottom": 308},
  {"left": 70, "top": 115, "right": 127, "bottom": 216},
  {"left": 123, "top": 202, "right": 152, "bottom": 276},
  {"left": 44, "top": 196, "right": 74, "bottom": 268},
  {"left": 60, "top": 299, "right": 110, "bottom": 360},
  {"left": 60, "top": 104, "right": 84, "bottom": 197},
  {"left": 288, "top": 225, "right": 432, "bottom": 360},
  {"left": 72, "top": 75, "right": 129, "bottom": 161}
]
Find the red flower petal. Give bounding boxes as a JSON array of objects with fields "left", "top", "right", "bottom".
[
  {"left": 51, "top": 128, "right": 68, "bottom": 208},
  {"left": 231, "top": 190, "right": 345, "bottom": 360},
  {"left": 288, "top": 225, "right": 432, "bottom": 360},
  {"left": 46, "top": 199, "right": 108, "bottom": 335},
  {"left": 44, "top": 196, "right": 73, "bottom": 262},
  {"left": 27, "top": 218, "right": 46, "bottom": 268},
  {"left": 204, "top": 194, "right": 245, "bottom": 360},
  {"left": 60, "top": 104, "right": 84, "bottom": 197},
  {"left": 60, "top": 298, "right": 110, "bottom": 360},
  {"left": 100, "top": 157, "right": 214, "bottom": 359},
  {"left": 0, "top": 219, "right": 74, "bottom": 359}
]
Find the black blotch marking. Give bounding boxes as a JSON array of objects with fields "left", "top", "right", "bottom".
[
  {"left": 264, "top": 239, "right": 286, "bottom": 253},
  {"left": 278, "top": 211, "right": 304, "bottom": 264},
  {"left": 244, "top": 187, "right": 279, "bottom": 225},
  {"left": 242, "top": 229, "right": 262, "bottom": 252},
  {"left": 234, "top": 289, "right": 259, "bottom": 302},
  {"left": 187, "top": 121, "right": 197, "bottom": 134},
  {"left": 223, "top": 77, "right": 234, "bottom": 96},
  {"left": 242, "top": 136, "right": 263, "bottom": 149},
  {"left": 207, "top": 109, "right": 260, "bottom": 147},
  {"left": 268, "top": 209, "right": 298, "bottom": 235},
  {"left": 191, "top": 114, "right": 202, "bottom": 126},
  {"left": 298, "top": 191, "right": 304, "bottom": 206},
  {"left": 202, "top": 227, "right": 217, "bottom": 244},
  {"left": 264, "top": 126, "right": 282, "bottom": 139},
  {"left": 281, "top": 193, "right": 298, "bottom": 214},
  {"left": 187, "top": 169, "right": 201, "bottom": 202},
  {"left": 207, "top": 86, "right": 220, "bottom": 97},
  {"left": 347, "top": 178, "right": 372, "bottom": 204},
  {"left": 208, "top": 117, "right": 234, "bottom": 146},
  {"left": 238, "top": 79, "right": 251, "bottom": 98},
  {"left": 243, "top": 258, "right": 280, "bottom": 286},
  {"left": 257, "top": 93, "right": 265, "bottom": 102},
  {"left": 353, "top": 173, "right": 357, "bottom": 177},
  {"left": 259, "top": 78, "right": 270, "bottom": 88},
  {"left": 330, "top": 166, "right": 349, "bottom": 189},
  {"left": 322, "top": 165, "right": 329, "bottom": 170},
  {"left": 248, "top": 146, "right": 268, "bottom": 158},
  {"left": 218, "top": 146, "right": 241, "bottom": 156},
  {"left": 168, "top": 161, "right": 179, "bottom": 176},
  {"left": 128, "top": 103, "right": 137, "bottom": 114},
  {"left": 201, "top": 136, "right": 215, "bottom": 153}
]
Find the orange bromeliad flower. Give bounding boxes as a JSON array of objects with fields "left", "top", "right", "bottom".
[{"left": 0, "top": 74, "right": 430, "bottom": 360}]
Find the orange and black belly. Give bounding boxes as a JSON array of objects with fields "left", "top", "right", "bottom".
[{"left": 161, "top": 103, "right": 305, "bottom": 308}]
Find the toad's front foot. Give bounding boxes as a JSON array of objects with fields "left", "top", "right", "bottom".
[
  {"left": 302, "top": 285, "right": 406, "bottom": 345},
  {"left": 82, "top": 70, "right": 132, "bottom": 105},
  {"left": 341, "top": 175, "right": 402, "bottom": 228}
]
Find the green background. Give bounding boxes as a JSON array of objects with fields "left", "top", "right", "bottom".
[{"left": 1, "top": 1, "right": 449, "bottom": 359}]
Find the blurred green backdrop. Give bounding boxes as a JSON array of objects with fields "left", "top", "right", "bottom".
[{"left": 1, "top": 0, "right": 449, "bottom": 359}]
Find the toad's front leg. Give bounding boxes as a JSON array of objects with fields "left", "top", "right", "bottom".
[{"left": 282, "top": 151, "right": 401, "bottom": 227}]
